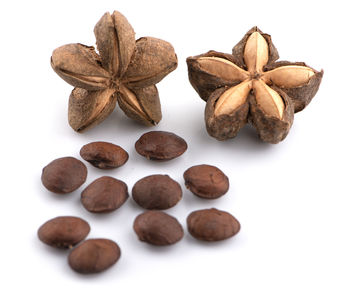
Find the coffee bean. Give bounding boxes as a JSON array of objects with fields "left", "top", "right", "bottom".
[
  {"left": 68, "top": 239, "right": 121, "bottom": 274},
  {"left": 135, "top": 131, "right": 187, "bottom": 160},
  {"left": 80, "top": 141, "right": 129, "bottom": 169},
  {"left": 132, "top": 175, "right": 182, "bottom": 210},
  {"left": 184, "top": 164, "right": 229, "bottom": 199},
  {"left": 133, "top": 211, "right": 184, "bottom": 246},
  {"left": 187, "top": 208, "right": 240, "bottom": 241},
  {"left": 41, "top": 157, "right": 87, "bottom": 194},
  {"left": 81, "top": 176, "right": 128, "bottom": 213},
  {"left": 37, "top": 216, "right": 90, "bottom": 248}
]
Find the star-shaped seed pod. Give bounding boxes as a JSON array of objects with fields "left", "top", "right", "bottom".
[
  {"left": 187, "top": 27, "right": 323, "bottom": 143},
  {"left": 51, "top": 11, "right": 178, "bottom": 132}
]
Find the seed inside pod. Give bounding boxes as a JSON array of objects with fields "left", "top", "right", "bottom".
[
  {"left": 68, "top": 239, "right": 121, "bottom": 274},
  {"left": 135, "top": 131, "right": 187, "bottom": 160},
  {"left": 184, "top": 164, "right": 229, "bottom": 199},
  {"left": 132, "top": 174, "right": 182, "bottom": 210},
  {"left": 41, "top": 157, "right": 87, "bottom": 194},
  {"left": 37, "top": 216, "right": 90, "bottom": 248},
  {"left": 187, "top": 208, "right": 240, "bottom": 241},
  {"left": 81, "top": 176, "right": 129, "bottom": 213},
  {"left": 133, "top": 211, "right": 184, "bottom": 246},
  {"left": 80, "top": 141, "right": 129, "bottom": 169}
]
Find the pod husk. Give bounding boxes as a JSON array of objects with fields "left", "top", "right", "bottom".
[
  {"left": 264, "top": 61, "right": 324, "bottom": 112},
  {"left": 205, "top": 87, "right": 249, "bottom": 140},
  {"left": 117, "top": 85, "right": 160, "bottom": 126},
  {"left": 51, "top": 44, "right": 110, "bottom": 90},
  {"left": 68, "top": 88, "right": 117, "bottom": 132},
  {"left": 249, "top": 85, "right": 294, "bottom": 144},
  {"left": 187, "top": 51, "right": 244, "bottom": 102},
  {"left": 94, "top": 11, "right": 135, "bottom": 77},
  {"left": 123, "top": 37, "right": 178, "bottom": 88},
  {"left": 231, "top": 26, "right": 279, "bottom": 70}
]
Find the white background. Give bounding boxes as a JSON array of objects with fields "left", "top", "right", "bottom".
[{"left": 1, "top": 0, "right": 349, "bottom": 287}]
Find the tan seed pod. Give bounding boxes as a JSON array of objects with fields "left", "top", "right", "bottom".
[
  {"left": 94, "top": 11, "right": 135, "bottom": 77},
  {"left": 51, "top": 11, "right": 177, "bottom": 132},
  {"left": 51, "top": 44, "right": 110, "bottom": 90},
  {"left": 68, "top": 88, "right": 117, "bottom": 132},
  {"left": 123, "top": 37, "right": 178, "bottom": 88}
]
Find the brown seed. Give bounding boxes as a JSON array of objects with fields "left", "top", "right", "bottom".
[
  {"left": 68, "top": 239, "right": 121, "bottom": 274},
  {"left": 132, "top": 175, "right": 182, "bottom": 210},
  {"left": 183, "top": 164, "right": 229, "bottom": 199},
  {"left": 80, "top": 141, "right": 129, "bottom": 169},
  {"left": 37, "top": 216, "right": 90, "bottom": 249},
  {"left": 135, "top": 131, "right": 187, "bottom": 160},
  {"left": 133, "top": 211, "right": 184, "bottom": 246},
  {"left": 41, "top": 157, "right": 87, "bottom": 194},
  {"left": 187, "top": 208, "right": 240, "bottom": 241},
  {"left": 81, "top": 176, "right": 128, "bottom": 213}
]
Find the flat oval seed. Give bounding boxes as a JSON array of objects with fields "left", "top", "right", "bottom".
[
  {"left": 80, "top": 141, "right": 129, "bottom": 169},
  {"left": 135, "top": 131, "right": 187, "bottom": 160},
  {"left": 132, "top": 175, "right": 182, "bottom": 210},
  {"left": 41, "top": 157, "right": 87, "bottom": 194},
  {"left": 68, "top": 239, "right": 121, "bottom": 274},
  {"left": 184, "top": 164, "right": 229, "bottom": 199},
  {"left": 133, "top": 211, "right": 184, "bottom": 246},
  {"left": 81, "top": 176, "right": 128, "bottom": 213},
  {"left": 37, "top": 216, "right": 90, "bottom": 248},
  {"left": 187, "top": 208, "right": 240, "bottom": 241}
]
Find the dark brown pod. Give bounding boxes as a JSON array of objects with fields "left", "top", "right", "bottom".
[
  {"left": 41, "top": 157, "right": 87, "bottom": 194},
  {"left": 231, "top": 26, "right": 279, "bottom": 70},
  {"left": 80, "top": 141, "right": 129, "bottom": 169},
  {"left": 133, "top": 211, "right": 184, "bottom": 246},
  {"left": 186, "top": 26, "right": 322, "bottom": 144},
  {"left": 184, "top": 164, "right": 229, "bottom": 199},
  {"left": 68, "top": 239, "right": 121, "bottom": 274},
  {"left": 135, "top": 131, "right": 187, "bottom": 160},
  {"left": 37, "top": 216, "right": 90, "bottom": 248},
  {"left": 187, "top": 51, "right": 243, "bottom": 102},
  {"left": 132, "top": 175, "right": 182, "bottom": 210},
  {"left": 263, "top": 61, "right": 323, "bottom": 113},
  {"left": 81, "top": 176, "right": 128, "bottom": 213},
  {"left": 187, "top": 208, "right": 240, "bottom": 241},
  {"left": 248, "top": 85, "right": 294, "bottom": 144},
  {"left": 205, "top": 87, "right": 249, "bottom": 140}
]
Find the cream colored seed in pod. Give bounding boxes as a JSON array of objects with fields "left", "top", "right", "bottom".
[
  {"left": 214, "top": 81, "right": 252, "bottom": 116},
  {"left": 262, "top": 66, "right": 315, "bottom": 88},
  {"left": 253, "top": 80, "right": 284, "bottom": 119},
  {"left": 244, "top": 32, "right": 269, "bottom": 73},
  {"left": 198, "top": 57, "right": 249, "bottom": 81}
]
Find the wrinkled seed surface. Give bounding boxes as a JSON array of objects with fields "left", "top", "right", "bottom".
[
  {"left": 135, "top": 131, "right": 187, "bottom": 160},
  {"left": 81, "top": 176, "right": 129, "bottom": 213},
  {"left": 41, "top": 157, "right": 87, "bottom": 194},
  {"left": 68, "top": 239, "right": 121, "bottom": 274},
  {"left": 37, "top": 216, "right": 90, "bottom": 248},
  {"left": 80, "top": 141, "right": 129, "bottom": 169},
  {"left": 132, "top": 175, "right": 182, "bottom": 210},
  {"left": 133, "top": 211, "right": 184, "bottom": 245},
  {"left": 187, "top": 208, "right": 240, "bottom": 241},
  {"left": 184, "top": 164, "right": 229, "bottom": 199}
]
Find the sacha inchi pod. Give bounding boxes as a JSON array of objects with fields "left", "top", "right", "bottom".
[
  {"left": 51, "top": 11, "right": 178, "bottom": 132},
  {"left": 187, "top": 26, "right": 323, "bottom": 144}
]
